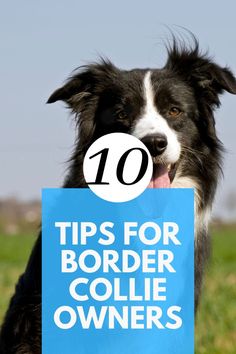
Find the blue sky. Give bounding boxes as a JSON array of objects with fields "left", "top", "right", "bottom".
[{"left": 1, "top": 1, "right": 236, "bottom": 219}]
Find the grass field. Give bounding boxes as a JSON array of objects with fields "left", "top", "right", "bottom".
[
  {"left": 0, "top": 233, "right": 37, "bottom": 323},
  {"left": 195, "top": 225, "right": 236, "bottom": 353},
  {"left": 0, "top": 226, "right": 235, "bottom": 353}
]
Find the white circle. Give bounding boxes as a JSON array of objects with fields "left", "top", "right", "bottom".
[{"left": 83, "top": 133, "right": 153, "bottom": 202}]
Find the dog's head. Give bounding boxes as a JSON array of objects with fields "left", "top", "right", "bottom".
[{"left": 48, "top": 41, "right": 236, "bottom": 191}]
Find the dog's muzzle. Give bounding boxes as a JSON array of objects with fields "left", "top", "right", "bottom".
[{"left": 141, "top": 134, "right": 167, "bottom": 157}]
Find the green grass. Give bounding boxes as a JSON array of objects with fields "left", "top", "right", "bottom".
[
  {"left": 0, "top": 233, "right": 36, "bottom": 323},
  {"left": 0, "top": 227, "right": 235, "bottom": 352},
  {"left": 195, "top": 226, "right": 236, "bottom": 353}
]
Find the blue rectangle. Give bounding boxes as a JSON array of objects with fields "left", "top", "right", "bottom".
[{"left": 42, "top": 188, "right": 194, "bottom": 354}]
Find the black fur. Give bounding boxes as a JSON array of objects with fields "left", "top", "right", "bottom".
[{"left": 1, "top": 40, "right": 236, "bottom": 353}]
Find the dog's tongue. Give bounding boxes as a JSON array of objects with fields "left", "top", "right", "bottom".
[{"left": 148, "top": 164, "right": 170, "bottom": 188}]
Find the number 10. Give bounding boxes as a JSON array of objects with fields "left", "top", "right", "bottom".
[{"left": 87, "top": 147, "right": 149, "bottom": 186}]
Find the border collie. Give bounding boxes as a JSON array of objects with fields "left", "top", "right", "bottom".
[{"left": 1, "top": 39, "right": 236, "bottom": 354}]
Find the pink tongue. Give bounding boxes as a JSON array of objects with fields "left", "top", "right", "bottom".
[{"left": 148, "top": 165, "right": 170, "bottom": 188}]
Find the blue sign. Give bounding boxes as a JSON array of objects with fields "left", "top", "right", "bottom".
[{"left": 42, "top": 189, "right": 194, "bottom": 354}]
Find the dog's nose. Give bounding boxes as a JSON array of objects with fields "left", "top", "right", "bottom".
[{"left": 141, "top": 134, "right": 167, "bottom": 157}]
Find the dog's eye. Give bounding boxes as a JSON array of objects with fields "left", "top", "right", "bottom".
[
  {"left": 169, "top": 107, "right": 182, "bottom": 117},
  {"left": 117, "top": 110, "right": 127, "bottom": 119}
]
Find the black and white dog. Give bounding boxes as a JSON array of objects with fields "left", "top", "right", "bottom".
[{"left": 1, "top": 39, "right": 236, "bottom": 353}]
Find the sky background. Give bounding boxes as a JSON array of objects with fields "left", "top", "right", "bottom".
[{"left": 1, "top": 1, "right": 236, "bottom": 220}]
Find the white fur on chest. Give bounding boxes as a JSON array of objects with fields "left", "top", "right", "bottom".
[{"left": 172, "top": 174, "right": 211, "bottom": 240}]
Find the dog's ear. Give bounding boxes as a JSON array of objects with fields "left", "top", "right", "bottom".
[
  {"left": 47, "top": 60, "right": 117, "bottom": 110},
  {"left": 47, "top": 61, "right": 118, "bottom": 150},
  {"left": 165, "top": 41, "right": 236, "bottom": 107},
  {"left": 47, "top": 70, "right": 95, "bottom": 111},
  {"left": 47, "top": 78, "right": 85, "bottom": 104}
]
